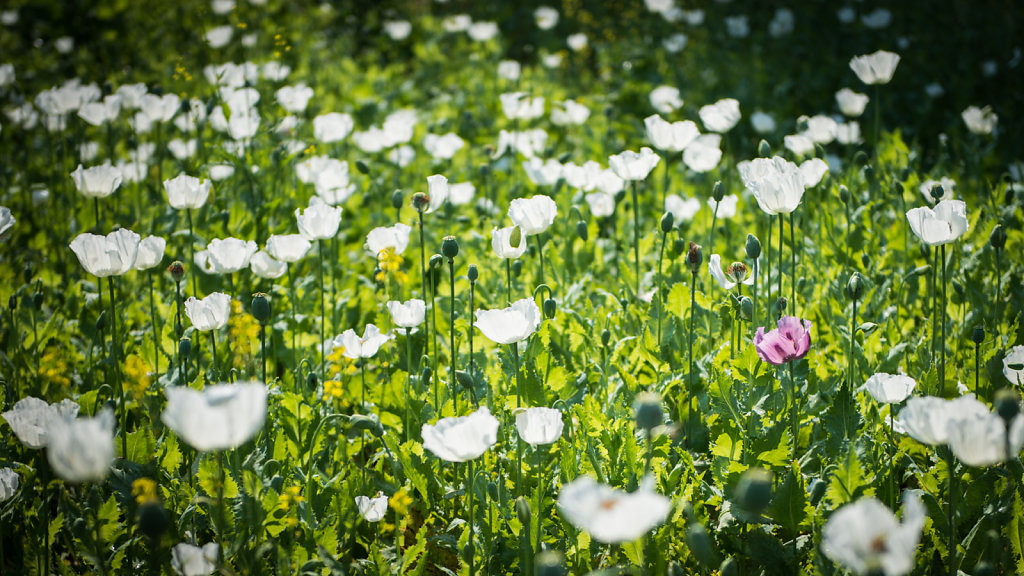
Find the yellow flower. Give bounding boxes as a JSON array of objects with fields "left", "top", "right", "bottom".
[
  {"left": 37, "top": 346, "right": 71, "bottom": 391},
  {"left": 377, "top": 249, "right": 409, "bottom": 285},
  {"left": 132, "top": 477, "right": 159, "bottom": 505},
  {"left": 228, "top": 300, "right": 261, "bottom": 369},
  {"left": 124, "top": 354, "right": 151, "bottom": 399},
  {"left": 390, "top": 488, "right": 413, "bottom": 516},
  {"left": 279, "top": 485, "right": 304, "bottom": 510}
]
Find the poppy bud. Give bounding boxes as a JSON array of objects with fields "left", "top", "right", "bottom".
[
  {"left": 391, "top": 190, "right": 404, "bottom": 210},
  {"left": 137, "top": 502, "right": 169, "bottom": 540},
  {"left": 846, "top": 272, "right": 864, "bottom": 301},
  {"left": 429, "top": 254, "right": 443, "bottom": 270},
  {"left": 774, "top": 297, "right": 787, "bottom": 314},
  {"left": 168, "top": 261, "right": 185, "bottom": 283},
  {"left": 348, "top": 414, "right": 384, "bottom": 438},
  {"left": 467, "top": 264, "right": 479, "bottom": 283},
  {"left": 22, "top": 264, "right": 32, "bottom": 285},
  {"left": 251, "top": 293, "right": 270, "bottom": 324},
  {"left": 734, "top": 468, "right": 773, "bottom": 514},
  {"left": 853, "top": 150, "right": 868, "bottom": 166},
  {"left": 711, "top": 181, "right": 724, "bottom": 202},
  {"left": 863, "top": 165, "right": 875, "bottom": 185},
  {"left": 929, "top": 184, "right": 944, "bottom": 201},
  {"left": 739, "top": 296, "right": 753, "bottom": 322},
  {"left": 455, "top": 370, "right": 473, "bottom": 391},
  {"left": 543, "top": 298, "right": 556, "bottom": 319},
  {"left": 974, "top": 562, "right": 995, "bottom": 576},
  {"left": 686, "top": 242, "right": 703, "bottom": 274},
  {"left": 512, "top": 260, "right": 523, "bottom": 278},
  {"left": 634, "top": 391, "right": 663, "bottom": 431},
  {"left": 720, "top": 558, "right": 739, "bottom": 576},
  {"left": 420, "top": 365, "right": 432, "bottom": 387},
  {"left": 989, "top": 224, "right": 1006, "bottom": 250},
  {"left": 685, "top": 523, "right": 719, "bottom": 568},
  {"left": 808, "top": 477, "right": 827, "bottom": 505},
  {"left": 758, "top": 140, "right": 771, "bottom": 158},
  {"left": 660, "top": 212, "right": 674, "bottom": 234},
  {"left": 95, "top": 310, "right": 108, "bottom": 333},
  {"left": 487, "top": 481, "right": 498, "bottom": 499},
  {"left": 601, "top": 329, "right": 611, "bottom": 348},
  {"left": 461, "top": 543, "right": 474, "bottom": 564},
  {"left": 535, "top": 550, "right": 567, "bottom": 576},
  {"left": 178, "top": 336, "right": 191, "bottom": 358},
  {"left": 515, "top": 496, "right": 532, "bottom": 525},
  {"left": 412, "top": 192, "right": 430, "bottom": 213},
  {"left": 861, "top": 253, "right": 870, "bottom": 269},
  {"left": 270, "top": 474, "right": 284, "bottom": 492},
  {"left": 893, "top": 181, "right": 904, "bottom": 197},
  {"left": 672, "top": 238, "right": 686, "bottom": 258},
  {"left": 307, "top": 372, "right": 318, "bottom": 390},
  {"left": 995, "top": 389, "right": 1021, "bottom": 425},
  {"left": 838, "top": 185, "right": 850, "bottom": 205},
  {"left": 442, "top": 236, "right": 459, "bottom": 260},
  {"left": 8, "top": 294, "right": 16, "bottom": 311},
  {"left": 575, "top": 220, "right": 588, "bottom": 241},
  {"left": 32, "top": 290, "right": 42, "bottom": 310},
  {"left": 971, "top": 326, "right": 984, "bottom": 345},
  {"left": 72, "top": 517, "right": 88, "bottom": 538},
  {"left": 745, "top": 234, "right": 761, "bottom": 260},
  {"left": 952, "top": 281, "right": 964, "bottom": 300},
  {"left": 355, "top": 160, "right": 370, "bottom": 175}
]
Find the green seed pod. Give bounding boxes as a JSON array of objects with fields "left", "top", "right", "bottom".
[
  {"left": 355, "top": 160, "right": 370, "bottom": 175},
  {"left": 745, "top": 234, "right": 761, "bottom": 259},
  {"left": 543, "top": 298, "right": 556, "bottom": 319},
  {"left": 775, "top": 297, "right": 787, "bottom": 314},
  {"left": 758, "top": 140, "right": 772, "bottom": 158},
  {"left": 487, "top": 481, "right": 498, "bottom": 500},
  {"left": 442, "top": 236, "right": 460, "bottom": 260},
  {"left": 660, "top": 212, "right": 674, "bottom": 234},
  {"left": 576, "top": 220, "right": 588, "bottom": 241},
  {"left": 739, "top": 296, "right": 753, "bottom": 322},
  {"left": 735, "top": 468, "right": 773, "bottom": 514},
  {"left": 512, "top": 260, "right": 523, "bottom": 277},
  {"left": 515, "top": 496, "right": 532, "bottom": 525},
  {"left": 634, "top": 391, "right": 664, "bottom": 432},
  {"left": 178, "top": 336, "right": 191, "bottom": 357},
  {"left": 251, "top": 293, "right": 271, "bottom": 324},
  {"left": 994, "top": 389, "right": 1021, "bottom": 425},
  {"left": 989, "top": 224, "right": 1007, "bottom": 250},
  {"left": 929, "top": 183, "right": 944, "bottom": 201},
  {"left": 711, "top": 180, "right": 724, "bottom": 202},
  {"left": 971, "top": 326, "right": 984, "bottom": 345},
  {"left": 391, "top": 189, "right": 404, "bottom": 210},
  {"left": 467, "top": 264, "right": 479, "bottom": 283}
]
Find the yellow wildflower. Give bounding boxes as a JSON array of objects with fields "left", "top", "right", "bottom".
[
  {"left": 124, "top": 354, "right": 151, "bottom": 399},
  {"left": 228, "top": 300, "right": 260, "bottom": 369},
  {"left": 390, "top": 488, "right": 413, "bottom": 516},
  {"left": 132, "top": 478, "right": 159, "bottom": 505},
  {"left": 37, "top": 346, "right": 71, "bottom": 391}
]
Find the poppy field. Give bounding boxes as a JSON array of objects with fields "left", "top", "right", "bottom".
[{"left": 1, "top": 1, "right": 1024, "bottom": 574}]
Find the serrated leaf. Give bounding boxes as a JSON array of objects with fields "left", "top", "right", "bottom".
[
  {"left": 124, "top": 428, "right": 156, "bottom": 464},
  {"left": 198, "top": 456, "right": 239, "bottom": 499},
  {"left": 826, "top": 447, "right": 872, "bottom": 507},
  {"left": 770, "top": 468, "right": 808, "bottom": 533}
]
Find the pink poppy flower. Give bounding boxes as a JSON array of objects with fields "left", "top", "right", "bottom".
[{"left": 754, "top": 316, "right": 812, "bottom": 365}]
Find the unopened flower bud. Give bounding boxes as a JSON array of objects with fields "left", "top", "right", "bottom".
[
  {"left": 391, "top": 190, "right": 404, "bottom": 210},
  {"left": 420, "top": 364, "right": 432, "bottom": 387},
  {"left": 32, "top": 290, "right": 43, "bottom": 310},
  {"left": 634, "top": 391, "right": 664, "bottom": 431},
  {"left": 989, "top": 224, "right": 1007, "bottom": 250},
  {"left": 971, "top": 326, "right": 984, "bottom": 345},
  {"left": 307, "top": 371, "right": 318, "bottom": 390},
  {"left": 711, "top": 181, "right": 724, "bottom": 202},
  {"left": 719, "top": 558, "right": 739, "bottom": 576},
  {"left": 576, "top": 220, "right": 588, "bottom": 241},
  {"left": 8, "top": 295, "right": 17, "bottom": 311},
  {"left": 745, "top": 234, "right": 761, "bottom": 260},
  {"left": 685, "top": 522, "right": 719, "bottom": 568},
  {"left": 487, "top": 481, "right": 498, "bottom": 500},
  {"left": 758, "top": 140, "right": 771, "bottom": 158},
  {"left": 660, "top": 212, "right": 674, "bottom": 234},
  {"left": 853, "top": 150, "right": 868, "bottom": 166},
  {"left": 442, "top": 236, "right": 459, "bottom": 260},
  {"left": 995, "top": 389, "right": 1021, "bottom": 425},
  {"left": 355, "top": 160, "right": 370, "bottom": 175},
  {"left": 512, "top": 260, "right": 522, "bottom": 277},
  {"left": 808, "top": 477, "right": 827, "bottom": 505},
  {"left": 686, "top": 242, "right": 703, "bottom": 274},
  {"left": 479, "top": 162, "right": 491, "bottom": 177},
  {"left": 429, "top": 254, "right": 443, "bottom": 270},
  {"left": 412, "top": 192, "right": 430, "bottom": 213},
  {"left": 543, "top": 298, "right": 556, "bottom": 319},
  {"left": 735, "top": 468, "right": 773, "bottom": 514},
  {"left": 467, "top": 264, "right": 479, "bottom": 283},
  {"left": 861, "top": 253, "right": 870, "bottom": 269},
  {"left": 178, "top": 336, "right": 191, "bottom": 358},
  {"left": 846, "top": 272, "right": 864, "bottom": 301},
  {"left": 251, "top": 293, "right": 271, "bottom": 323},
  {"left": 739, "top": 296, "right": 753, "bottom": 321},
  {"left": 168, "top": 261, "right": 185, "bottom": 283},
  {"left": 95, "top": 310, "right": 108, "bottom": 333},
  {"left": 893, "top": 181, "right": 904, "bottom": 197},
  {"left": 601, "top": 329, "right": 611, "bottom": 348},
  {"left": 515, "top": 496, "right": 532, "bottom": 525},
  {"left": 838, "top": 185, "right": 850, "bottom": 205}
]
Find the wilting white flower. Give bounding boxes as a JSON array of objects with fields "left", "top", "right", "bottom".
[
  {"left": 836, "top": 88, "right": 869, "bottom": 117},
  {"left": 665, "top": 194, "right": 700, "bottom": 223},
  {"left": 387, "top": 299, "right": 426, "bottom": 329},
  {"left": 645, "top": 115, "right": 699, "bottom": 152},
  {"left": 491, "top": 226, "right": 528, "bottom": 259},
  {"left": 69, "top": 229, "right": 141, "bottom": 277},
  {"left": 335, "top": 324, "right": 393, "bottom": 359},
  {"left": 551, "top": 99, "right": 589, "bottom": 126},
  {"left": 356, "top": 492, "right": 389, "bottom": 522},
  {"left": 266, "top": 234, "right": 311, "bottom": 263},
  {"left": 739, "top": 156, "right": 806, "bottom": 215},
  {"left": 961, "top": 105, "right": 997, "bottom": 136},
  {"left": 558, "top": 476, "right": 672, "bottom": 543},
  {"left": 365, "top": 223, "right": 412, "bottom": 256},
  {"left": 185, "top": 292, "right": 232, "bottom": 331},
  {"left": 534, "top": 6, "right": 559, "bottom": 29},
  {"left": 296, "top": 196, "right": 342, "bottom": 241},
  {"left": 822, "top": 491, "right": 926, "bottom": 576},
  {"left": 134, "top": 236, "right": 167, "bottom": 270},
  {"left": 47, "top": 410, "right": 115, "bottom": 483},
  {"left": 864, "top": 373, "right": 917, "bottom": 404},
  {"left": 1004, "top": 345, "right": 1024, "bottom": 385},
  {"left": 516, "top": 407, "right": 564, "bottom": 446},
  {"left": 947, "top": 410, "right": 1024, "bottom": 467},
  {"left": 918, "top": 178, "right": 955, "bottom": 204},
  {"left": 849, "top": 50, "right": 901, "bottom": 85},
  {"left": 206, "top": 238, "right": 258, "bottom": 274},
  {"left": 905, "top": 200, "right": 968, "bottom": 246},
  {"left": 508, "top": 195, "right": 558, "bottom": 235},
  {"left": 71, "top": 163, "right": 122, "bottom": 199},
  {"left": 708, "top": 254, "right": 754, "bottom": 290},
  {"left": 585, "top": 192, "right": 615, "bottom": 218},
  {"left": 609, "top": 147, "right": 660, "bottom": 181},
  {"left": 250, "top": 251, "right": 286, "bottom": 279},
  {"left": 313, "top": 112, "right": 354, "bottom": 143},
  {"left": 683, "top": 134, "right": 723, "bottom": 172},
  {"left": 421, "top": 406, "right": 499, "bottom": 462},
  {"left": 649, "top": 85, "right": 683, "bottom": 115},
  {"left": 0, "top": 468, "right": 19, "bottom": 501},
  {"left": 2, "top": 396, "right": 79, "bottom": 449},
  {"left": 897, "top": 395, "right": 989, "bottom": 446},
  {"left": 164, "top": 173, "right": 211, "bottom": 210},
  {"left": 475, "top": 297, "right": 542, "bottom": 345},
  {"left": 162, "top": 382, "right": 267, "bottom": 452},
  {"left": 171, "top": 543, "right": 220, "bottom": 576}
]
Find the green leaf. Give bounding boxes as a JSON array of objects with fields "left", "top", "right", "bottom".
[
  {"left": 97, "top": 494, "right": 124, "bottom": 544},
  {"left": 770, "top": 468, "right": 809, "bottom": 534},
  {"left": 159, "top": 433, "right": 182, "bottom": 473},
  {"left": 124, "top": 428, "right": 156, "bottom": 464},
  {"left": 711, "top": 432, "right": 742, "bottom": 461},
  {"left": 1009, "top": 490, "right": 1024, "bottom": 574},
  {"left": 198, "top": 456, "right": 239, "bottom": 499},
  {"left": 826, "top": 447, "right": 872, "bottom": 507}
]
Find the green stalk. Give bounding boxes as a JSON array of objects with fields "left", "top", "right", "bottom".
[
  {"left": 469, "top": 277, "right": 477, "bottom": 408},
  {"left": 789, "top": 360, "right": 798, "bottom": 463},
  {"left": 318, "top": 240, "right": 326, "bottom": 384},
  {"left": 209, "top": 331, "right": 218, "bottom": 382},
  {"left": 537, "top": 232, "right": 546, "bottom": 287},
  {"left": 790, "top": 212, "right": 796, "bottom": 316},
  {"left": 109, "top": 277, "right": 128, "bottom": 458},
  {"left": 687, "top": 272, "right": 697, "bottom": 442},
  {"left": 186, "top": 208, "right": 198, "bottom": 298},
  {"left": 405, "top": 328, "right": 413, "bottom": 442},
  {"left": 431, "top": 273, "right": 439, "bottom": 409},
  {"left": 534, "top": 447, "right": 544, "bottom": 555},
  {"left": 148, "top": 272, "right": 159, "bottom": 381},
  {"left": 766, "top": 215, "right": 773, "bottom": 326},
  {"left": 778, "top": 213, "right": 784, "bottom": 310},
  {"left": 656, "top": 228, "right": 667, "bottom": 352},
  {"left": 506, "top": 259, "right": 513, "bottom": 305},
  {"left": 631, "top": 180, "right": 640, "bottom": 297},
  {"left": 259, "top": 322, "right": 267, "bottom": 385},
  {"left": 946, "top": 448, "right": 957, "bottom": 576},
  {"left": 752, "top": 259, "right": 759, "bottom": 342},
  {"left": 448, "top": 257, "right": 457, "bottom": 413},
  {"left": 286, "top": 266, "right": 298, "bottom": 373},
  {"left": 418, "top": 211, "right": 428, "bottom": 307},
  {"left": 940, "top": 244, "right": 947, "bottom": 397}
]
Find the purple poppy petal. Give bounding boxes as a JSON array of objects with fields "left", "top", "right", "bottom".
[
  {"left": 756, "top": 330, "right": 794, "bottom": 365},
  {"left": 776, "top": 316, "right": 805, "bottom": 342}
]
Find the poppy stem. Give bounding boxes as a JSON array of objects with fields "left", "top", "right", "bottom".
[
  {"left": 765, "top": 215, "right": 773, "bottom": 326},
  {"left": 790, "top": 211, "right": 796, "bottom": 316},
  {"left": 318, "top": 240, "right": 326, "bottom": 384},
  {"left": 506, "top": 259, "right": 513, "bottom": 306},
  {"left": 535, "top": 446, "right": 543, "bottom": 555},
  {"left": 752, "top": 259, "right": 759, "bottom": 343},
  {"left": 286, "top": 266, "right": 298, "bottom": 374},
  {"left": 448, "top": 256, "right": 457, "bottom": 414},
  {"left": 405, "top": 327, "right": 413, "bottom": 442},
  {"left": 418, "top": 211, "right": 428, "bottom": 308},
  {"left": 688, "top": 271, "right": 697, "bottom": 442},
  {"left": 469, "top": 276, "right": 477, "bottom": 408},
  {"left": 946, "top": 448, "right": 957, "bottom": 576},
  {"left": 186, "top": 208, "right": 198, "bottom": 298},
  {"left": 630, "top": 180, "right": 641, "bottom": 298},
  {"left": 467, "top": 458, "right": 476, "bottom": 576},
  {"left": 209, "top": 331, "right": 218, "bottom": 381},
  {"left": 789, "top": 360, "right": 798, "bottom": 463},
  {"left": 656, "top": 228, "right": 667, "bottom": 353},
  {"left": 538, "top": 232, "right": 546, "bottom": 287},
  {"left": 940, "top": 243, "right": 947, "bottom": 397},
  {"left": 259, "top": 322, "right": 267, "bottom": 386},
  {"left": 148, "top": 271, "right": 159, "bottom": 382},
  {"left": 108, "top": 277, "right": 128, "bottom": 459},
  {"left": 778, "top": 213, "right": 784, "bottom": 312}
]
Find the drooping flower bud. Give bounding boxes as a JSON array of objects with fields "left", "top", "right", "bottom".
[
  {"left": 601, "top": 329, "right": 611, "bottom": 348},
  {"left": 543, "top": 298, "right": 556, "bottom": 319},
  {"left": 515, "top": 496, "right": 532, "bottom": 525},
  {"left": 355, "top": 160, "right": 370, "bottom": 175},
  {"left": 838, "top": 185, "right": 850, "bottom": 206},
  {"left": 989, "top": 224, "right": 1007, "bottom": 250},
  {"left": 429, "top": 254, "right": 443, "bottom": 270},
  {"left": 576, "top": 220, "right": 588, "bottom": 241}
]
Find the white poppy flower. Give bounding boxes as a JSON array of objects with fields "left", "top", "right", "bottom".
[
  {"left": 557, "top": 476, "right": 672, "bottom": 543},
  {"left": 312, "top": 112, "right": 354, "bottom": 143},
  {"left": 171, "top": 542, "right": 220, "bottom": 576},
  {"left": 134, "top": 236, "right": 167, "bottom": 271},
  {"left": 708, "top": 254, "right": 754, "bottom": 290},
  {"left": 467, "top": 21, "right": 499, "bottom": 42},
  {"left": 69, "top": 228, "right": 141, "bottom": 278},
  {"left": 0, "top": 467, "right": 19, "bottom": 501},
  {"left": 71, "top": 163, "right": 122, "bottom": 198},
  {"left": 534, "top": 6, "right": 559, "bottom": 30},
  {"left": 822, "top": 491, "right": 925, "bottom": 576},
  {"left": 836, "top": 88, "right": 869, "bottom": 117},
  {"left": 250, "top": 251, "right": 287, "bottom": 279},
  {"left": 2, "top": 396, "right": 80, "bottom": 449},
  {"left": 184, "top": 292, "right": 232, "bottom": 332},
  {"left": 139, "top": 93, "right": 180, "bottom": 123},
  {"left": 609, "top": 147, "right": 660, "bottom": 181},
  {"left": 383, "top": 20, "right": 412, "bottom": 40},
  {"left": 644, "top": 115, "right": 700, "bottom": 152},
  {"left": 387, "top": 299, "right": 426, "bottom": 329},
  {"left": 1003, "top": 345, "right": 1024, "bottom": 385},
  {"left": 947, "top": 411, "right": 1024, "bottom": 467},
  {"left": 707, "top": 194, "right": 739, "bottom": 219},
  {"left": 739, "top": 156, "right": 806, "bottom": 215},
  {"left": 649, "top": 85, "right": 683, "bottom": 115},
  {"left": 905, "top": 200, "right": 968, "bottom": 247},
  {"left": 164, "top": 173, "right": 212, "bottom": 210},
  {"left": 355, "top": 492, "right": 389, "bottom": 522},
  {"left": 849, "top": 50, "right": 901, "bottom": 85},
  {"left": 961, "top": 105, "right": 997, "bottom": 136},
  {"left": 491, "top": 226, "right": 528, "bottom": 260},
  {"left": 508, "top": 195, "right": 558, "bottom": 235},
  {"left": 683, "top": 134, "right": 722, "bottom": 173},
  {"left": 275, "top": 84, "right": 314, "bottom": 114},
  {"left": 784, "top": 134, "right": 815, "bottom": 157},
  {"left": 424, "top": 133, "right": 465, "bottom": 161},
  {"left": 475, "top": 297, "right": 542, "bottom": 345},
  {"left": 46, "top": 409, "right": 115, "bottom": 483},
  {"left": 266, "top": 234, "right": 311, "bottom": 263},
  {"left": 424, "top": 174, "right": 449, "bottom": 213},
  {"left": 515, "top": 407, "right": 564, "bottom": 446},
  {"left": 497, "top": 60, "right": 521, "bottom": 81},
  {"left": 550, "top": 99, "right": 589, "bottom": 126},
  {"left": 449, "top": 182, "right": 475, "bottom": 205},
  {"left": 522, "top": 158, "right": 563, "bottom": 187},
  {"left": 205, "top": 25, "right": 233, "bottom": 48},
  {"left": 585, "top": 192, "right": 616, "bottom": 218},
  {"left": 864, "top": 373, "right": 917, "bottom": 404},
  {"left": 500, "top": 92, "right": 545, "bottom": 121},
  {"left": 803, "top": 114, "right": 839, "bottom": 145},
  {"left": 0, "top": 206, "right": 14, "bottom": 237},
  {"left": 206, "top": 238, "right": 258, "bottom": 274},
  {"left": 162, "top": 382, "right": 268, "bottom": 452},
  {"left": 799, "top": 158, "right": 829, "bottom": 188},
  {"left": 897, "top": 395, "right": 989, "bottom": 446},
  {"left": 296, "top": 196, "right": 342, "bottom": 241},
  {"left": 365, "top": 223, "right": 411, "bottom": 257},
  {"left": 665, "top": 194, "right": 701, "bottom": 223},
  {"left": 699, "top": 98, "right": 741, "bottom": 133},
  {"left": 334, "top": 324, "right": 393, "bottom": 359},
  {"left": 421, "top": 406, "right": 499, "bottom": 462}
]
